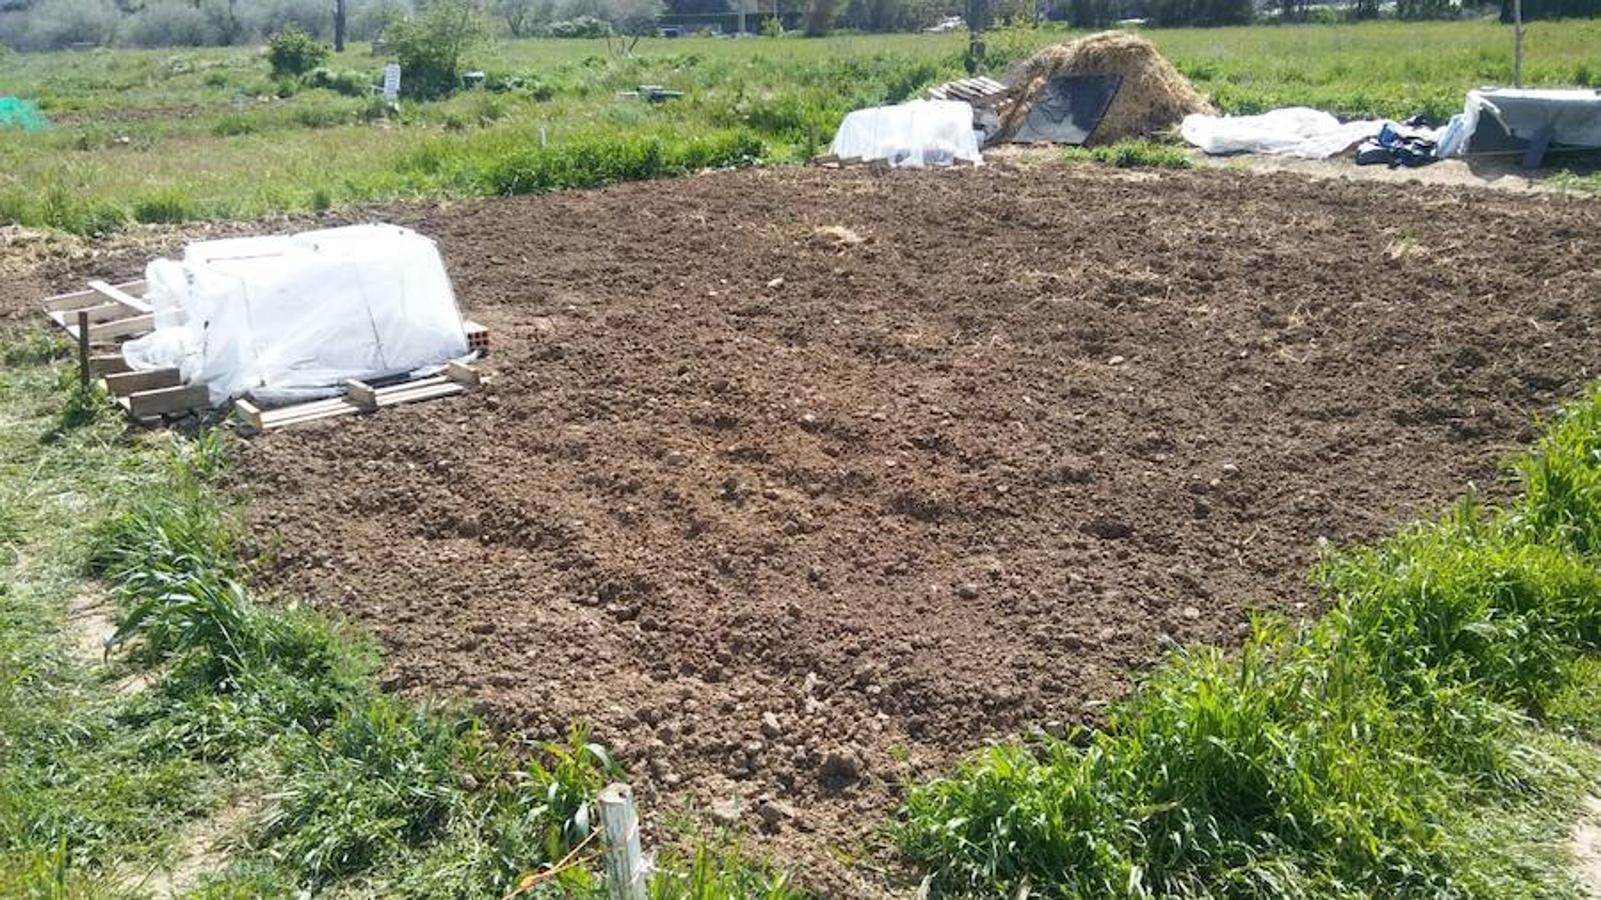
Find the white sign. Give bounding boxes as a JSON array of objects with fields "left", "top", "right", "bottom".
[{"left": 382, "top": 64, "right": 401, "bottom": 101}]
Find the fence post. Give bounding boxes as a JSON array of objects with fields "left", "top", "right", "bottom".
[
  {"left": 76, "top": 309, "right": 90, "bottom": 392},
  {"left": 599, "top": 782, "right": 646, "bottom": 900}
]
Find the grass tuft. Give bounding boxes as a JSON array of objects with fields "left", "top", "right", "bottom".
[{"left": 1062, "top": 140, "right": 1194, "bottom": 170}]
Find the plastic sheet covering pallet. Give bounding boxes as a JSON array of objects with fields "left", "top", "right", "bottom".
[
  {"left": 42, "top": 279, "right": 492, "bottom": 426},
  {"left": 234, "top": 361, "right": 481, "bottom": 433}
]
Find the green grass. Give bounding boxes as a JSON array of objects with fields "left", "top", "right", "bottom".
[
  {"left": 3, "top": 20, "right": 1600, "bottom": 234},
  {"left": 1062, "top": 139, "right": 1194, "bottom": 169},
  {"left": 896, "top": 388, "right": 1601, "bottom": 897},
  {"left": 0, "top": 338, "right": 802, "bottom": 898}
]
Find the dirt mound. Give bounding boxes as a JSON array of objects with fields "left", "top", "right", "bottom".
[{"left": 1001, "top": 31, "right": 1212, "bottom": 144}]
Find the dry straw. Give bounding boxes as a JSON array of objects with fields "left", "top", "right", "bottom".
[{"left": 1000, "top": 31, "right": 1213, "bottom": 144}]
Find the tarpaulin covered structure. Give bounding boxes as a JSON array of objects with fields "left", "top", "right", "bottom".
[
  {"left": 827, "top": 99, "right": 982, "bottom": 168},
  {"left": 1437, "top": 88, "right": 1601, "bottom": 158},
  {"left": 123, "top": 224, "right": 469, "bottom": 405}
]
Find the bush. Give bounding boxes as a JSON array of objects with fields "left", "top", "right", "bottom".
[
  {"left": 267, "top": 26, "right": 329, "bottom": 78},
  {"left": 123, "top": 0, "right": 216, "bottom": 48},
  {"left": 18, "top": 0, "right": 118, "bottom": 51},
  {"left": 307, "top": 66, "right": 370, "bottom": 96},
  {"left": 542, "top": 15, "right": 613, "bottom": 38},
  {"left": 387, "top": 0, "right": 488, "bottom": 99}
]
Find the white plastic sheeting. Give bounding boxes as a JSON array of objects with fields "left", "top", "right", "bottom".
[
  {"left": 1181, "top": 107, "right": 1385, "bottom": 159},
  {"left": 1437, "top": 88, "right": 1601, "bottom": 157},
  {"left": 123, "top": 224, "right": 468, "bottom": 405},
  {"left": 828, "top": 99, "right": 982, "bottom": 167}
]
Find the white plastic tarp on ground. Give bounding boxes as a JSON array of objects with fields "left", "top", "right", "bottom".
[
  {"left": 1437, "top": 88, "right": 1601, "bottom": 157},
  {"left": 123, "top": 224, "right": 468, "bottom": 405},
  {"left": 1181, "top": 107, "right": 1385, "bottom": 159},
  {"left": 828, "top": 99, "right": 982, "bottom": 168}
]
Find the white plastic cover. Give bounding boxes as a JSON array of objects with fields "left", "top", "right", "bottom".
[
  {"left": 1437, "top": 88, "right": 1601, "bottom": 157},
  {"left": 1181, "top": 107, "right": 1385, "bottom": 159},
  {"left": 828, "top": 99, "right": 982, "bottom": 168},
  {"left": 123, "top": 224, "right": 468, "bottom": 405}
]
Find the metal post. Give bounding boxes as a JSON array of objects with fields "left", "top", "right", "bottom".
[
  {"left": 1513, "top": 0, "right": 1524, "bottom": 88},
  {"left": 598, "top": 783, "right": 646, "bottom": 900},
  {"left": 76, "top": 309, "right": 90, "bottom": 392}
]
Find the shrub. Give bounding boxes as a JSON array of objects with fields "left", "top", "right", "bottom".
[
  {"left": 307, "top": 66, "right": 370, "bottom": 96},
  {"left": 541, "top": 15, "right": 613, "bottom": 38},
  {"left": 386, "top": 0, "right": 488, "bottom": 100},
  {"left": 19, "top": 0, "right": 118, "bottom": 51},
  {"left": 123, "top": 0, "right": 216, "bottom": 48},
  {"left": 267, "top": 26, "right": 329, "bottom": 78}
]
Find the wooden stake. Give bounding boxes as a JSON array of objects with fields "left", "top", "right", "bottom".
[
  {"left": 598, "top": 783, "right": 646, "bottom": 900},
  {"left": 76, "top": 310, "right": 90, "bottom": 392}
]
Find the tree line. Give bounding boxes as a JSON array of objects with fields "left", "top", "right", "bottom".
[{"left": 1, "top": 0, "right": 1595, "bottom": 52}]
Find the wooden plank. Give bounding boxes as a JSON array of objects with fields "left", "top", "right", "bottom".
[
  {"left": 234, "top": 398, "right": 264, "bottom": 431},
  {"left": 104, "top": 368, "right": 181, "bottom": 396},
  {"left": 87, "top": 314, "right": 154, "bottom": 341},
  {"left": 87, "top": 279, "right": 153, "bottom": 314},
  {"left": 260, "top": 404, "right": 362, "bottom": 429},
  {"left": 125, "top": 383, "right": 208, "bottom": 418},
  {"left": 377, "top": 382, "right": 464, "bottom": 406},
  {"left": 345, "top": 379, "right": 378, "bottom": 411},
  {"left": 89, "top": 354, "right": 130, "bottom": 376},
  {"left": 444, "top": 361, "right": 480, "bottom": 387},
  {"left": 43, "top": 279, "right": 145, "bottom": 312}
]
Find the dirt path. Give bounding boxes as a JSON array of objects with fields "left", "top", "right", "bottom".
[{"left": 15, "top": 164, "right": 1601, "bottom": 893}]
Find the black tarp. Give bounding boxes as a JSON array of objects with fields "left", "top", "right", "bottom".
[{"left": 1012, "top": 74, "right": 1123, "bottom": 145}]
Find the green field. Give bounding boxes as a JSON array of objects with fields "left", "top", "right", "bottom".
[{"left": 2, "top": 19, "right": 1600, "bottom": 233}]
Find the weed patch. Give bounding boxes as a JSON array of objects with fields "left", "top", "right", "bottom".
[{"left": 1062, "top": 139, "right": 1193, "bottom": 169}]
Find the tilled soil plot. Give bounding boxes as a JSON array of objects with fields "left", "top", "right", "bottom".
[{"left": 222, "top": 166, "right": 1599, "bottom": 892}]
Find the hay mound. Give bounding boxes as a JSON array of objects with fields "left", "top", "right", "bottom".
[{"left": 1001, "top": 31, "right": 1211, "bottom": 145}]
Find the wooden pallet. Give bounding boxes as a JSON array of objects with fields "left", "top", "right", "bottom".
[
  {"left": 809, "top": 153, "right": 978, "bottom": 169},
  {"left": 928, "top": 76, "right": 1013, "bottom": 109},
  {"left": 43, "top": 279, "right": 490, "bottom": 427},
  {"left": 43, "top": 279, "right": 156, "bottom": 343},
  {"left": 234, "top": 361, "right": 480, "bottom": 432}
]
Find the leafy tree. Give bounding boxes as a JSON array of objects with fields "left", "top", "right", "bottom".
[
  {"left": 267, "top": 25, "right": 330, "bottom": 77},
  {"left": 387, "top": 0, "right": 487, "bottom": 98},
  {"left": 803, "top": 0, "right": 840, "bottom": 31}
]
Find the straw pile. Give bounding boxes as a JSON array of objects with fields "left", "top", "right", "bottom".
[{"left": 999, "top": 31, "right": 1212, "bottom": 144}]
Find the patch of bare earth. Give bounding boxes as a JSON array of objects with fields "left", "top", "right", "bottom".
[
  {"left": 1576, "top": 793, "right": 1601, "bottom": 900},
  {"left": 26, "top": 164, "right": 1601, "bottom": 893}
]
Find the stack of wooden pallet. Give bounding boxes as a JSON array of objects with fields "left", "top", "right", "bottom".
[
  {"left": 927, "top": 76, "right": 1013, "bottom": 109},
  {"left": 235, "top": 362, "right": 481, "bottom": 433}
]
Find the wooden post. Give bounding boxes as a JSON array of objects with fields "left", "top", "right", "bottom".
[
  {"left": 334, "top": 0, "right": 347, "bottom": 52},
  {"left": 598, "top": 783, "right": 646, "bottom": 900},
  {"left": 76, "top": 309, "right": 90, "bottom": 392},
  {"left": 1513, "top": 0, "right": 1524, "bottom": 88}
]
